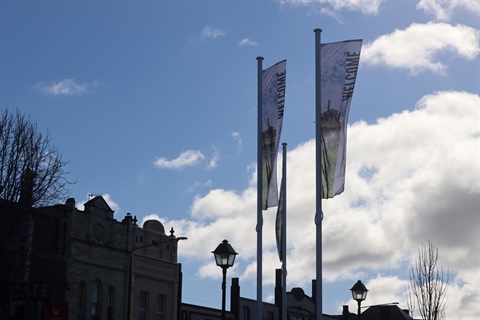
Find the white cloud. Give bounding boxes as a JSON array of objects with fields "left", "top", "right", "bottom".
[
  {"left": 353, "top": 276, "right": 407, "bottom": 309},
  {"left": 362, "top": 22, "right": 480, "bottom": 75},
  {"left": 162, "top": 90, "right": 479, "bottom": 319},
  {"left": 238, "top": 38, "right": 258, "bottom": 46},
  {"left": 317, "top": 7, "right": 344, "bottom": 23},
  {"left": 35, "top": 78, "right": 99, "bottom": 96},
  {"left": 154, "top": 150, "right": 205, "bottom": 169},
  {"left": 232, "top": 131, "right": 243, "bottom": 152},
  {"left": 101, "top": 193, "right": 120, "bottom": 212},
  {"left": 207, "top": 146, "right": 220, "bottom": 169},
  {"left": 279, "top": 0, "right": 384, "bottom": 15},
  {"left": 201, "top": 26, "right": 226, "bottom": 40},
  {"left": 208, "top": 152, "right": 219, "bottom": 168},
  {"left": 190, "top": 187, "right": 256, "bottom": 220},
  {"left": 154, "top": 148, "right": 222, "bottom": 170},
  {"left": 417, "top": 0, "right": 480, "bottom": 21},
  {"left": 186, "top": 180, "right": 213, "bottom": 193}
]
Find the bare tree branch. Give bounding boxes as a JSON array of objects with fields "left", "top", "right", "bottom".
[
  {"left": 0, "top": 108, "right": 72, "bottom": 207},
  {"left": 407, "top": 241, "right": 449, "bottom": 320}
]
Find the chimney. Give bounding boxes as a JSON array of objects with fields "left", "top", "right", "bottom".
[
  {"left": 19, "top": 168, "right": 36, "bottom": 207},
  {"left": 343, "top": 305, "right": 350, "bottom": 320},
  {"left": 231, "top": 278, "right": 240, "bottom": 320},
  {"left": 66, "top": 198, "right": 76, "bottom": 208}
]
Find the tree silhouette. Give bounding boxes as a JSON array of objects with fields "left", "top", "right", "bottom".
[
  {"left": 0, "top": 108, "right": 73, "bottom": 317},
  {"left": 407, "top": 241, "right": 449, "bottom": 320},
  {"left": 0, "top": 108, "right": 71, "bottom": 207}
]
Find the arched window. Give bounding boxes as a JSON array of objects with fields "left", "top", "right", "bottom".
[{"left": 91, "top": 280, "right": 102, "bottom": 320}]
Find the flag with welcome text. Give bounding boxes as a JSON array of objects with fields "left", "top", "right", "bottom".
[
  {"left": 262, "top": 60, "right": 286, "bottom": 209},
  {"left": 320, "top": 40, "right": 362, "bottom": 199}
]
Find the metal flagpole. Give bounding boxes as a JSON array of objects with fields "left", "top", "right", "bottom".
[
  {"left": 314, "top": 28, "right": 323, "bottom": 320},
  {"left": 256, "top": 56, "right": 264, "bottom": 320},
  {"left": 281, "top": 142, "right": 287, "bottom": 320}
]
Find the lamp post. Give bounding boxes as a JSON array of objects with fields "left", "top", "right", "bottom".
[
  {"left": 350, "top": 280, "right": 368, "bottom": 320},
  {"left": 212, "top": 239, "right": 238, "bottom": 320}
]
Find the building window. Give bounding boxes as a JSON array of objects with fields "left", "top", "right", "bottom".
[
  {"left": 139, "top": 291, "right": 149, "bottom": 320},
  {"left": 91, "top": 280, "right": 102, "bottom": 320},
  {"left": 80, "top": 281, "right": 86, "bottom": 319},
  {"left": 268, "top": 311, "right": 274, "bottom": 320},
  {"left": 107, "top": 286, "right": 114, "bottom": 320},
  {"left": 155, "top": 294, "right": 165, "bottom": 320},
  {"left": 243, "top": 306, "right": 250, "bottom": 320}
]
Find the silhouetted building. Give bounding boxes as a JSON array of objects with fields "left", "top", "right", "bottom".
[
  {"left": 0, "top": 198, "right": 73, "bottom": 320},
  {"left": 65, "top": 196, "right": 132, "bottom": 320},
  {"left": 129, "top": 219, "right": 183, "bottom": 320},
  {"left": 0, "top": 196, "right": 133, "bottom": 320},
  {"left": 361, "top": 304, "right": 414, "bottom": 320},
  {"left": 1, "top": 195, "right": 416, "bottom": 320},
  {"left": 181, "top": 271, "right": 415, "bottom": 320},
  {"left": 0, "top": 195, "right": 184, "bottom": 320},
  {"left": 181, "top": 272, "right": 343, "bottom": 320}
]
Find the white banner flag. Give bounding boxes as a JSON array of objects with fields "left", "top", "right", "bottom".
[
  {"left": 320, "top": 40, "right": 362, "bottom": 198},
  {"left": 262, "top": 60, "right": 286, "bottom": 209}
]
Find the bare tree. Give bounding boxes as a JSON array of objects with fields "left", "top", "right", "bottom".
[
  {"left": 0, "top": 108, "right": 71, "bottom": 207},
  {"left": 407, "top": 241, "right": 449, "bottom": 320}
]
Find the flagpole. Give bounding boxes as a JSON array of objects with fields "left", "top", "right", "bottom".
[
  {"left": 314, "top": 28, "right": 323, "bottom": 320},
  {"left": 256, "top": 56, "right": 264, "bottom": 320},
  {"left": 281, "top": 142, "right": 287, "bottom": 320}
]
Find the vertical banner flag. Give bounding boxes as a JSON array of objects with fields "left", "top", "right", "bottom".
[
  {"left": 320, "top": 40, "right": 362, "bottom": 199},
  {"left": 275, "top": 175, "right": 285, "bottom": 262},
  {"left": 262, "top": 60, "right": 286, "bottom": 209}
]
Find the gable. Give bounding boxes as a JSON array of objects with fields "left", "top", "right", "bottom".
[{"left": 84, "top": 196, "right": 114, "bottom": 217}]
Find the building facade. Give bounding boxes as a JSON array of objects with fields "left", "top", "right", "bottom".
[
  {"left": 0, "top": 196, "right": 183, "bottom": 320},
  {"left": 0, "top": 199, "right": 73, "bottom": 320},
  {"left": 180, "top": 272, "right": 414, "bottom": 320},
  {"left": 129, "top": 219, "right": 183, "bottom": 320},
  {"left": 65, "top": 196, "right": 132, "bottom": 320},
  {"left": 1, "top": 195, "right": 415, "bottom": 320}
]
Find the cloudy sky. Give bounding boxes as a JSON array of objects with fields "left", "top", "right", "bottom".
[{"left": 1, "top": 0, "right": 478, "bottom": 318}]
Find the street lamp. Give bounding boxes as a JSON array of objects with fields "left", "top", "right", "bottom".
[
  {"left": 350, "top": 280, "right": 368, "bottom": 320},
  {"left": 212, "top": 239, "right": 238, "bottom": 320}
]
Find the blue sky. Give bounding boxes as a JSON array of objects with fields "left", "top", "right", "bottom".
[{"left": 1, "top": 0, "right": 479, "bottom": 318}]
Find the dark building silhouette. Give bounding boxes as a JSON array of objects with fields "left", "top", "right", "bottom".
[
  {"left": 0, "top": 195, "right": 184, "bottom": 320},
  {"left": 0, "top": 197, "right": 73, "bottom": 319},
  {"left": 361, "top": 304, "right": 414, "bottom": 320},
  {"left": 1, "top": 195, "right": 417, "bottom": 320},
  {"left": 130, "top": 219, "right": 183, "bottom": 320}
]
